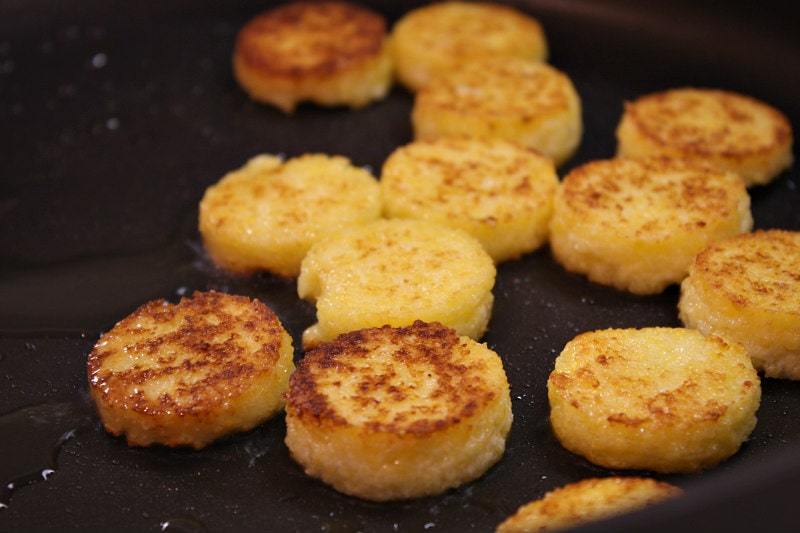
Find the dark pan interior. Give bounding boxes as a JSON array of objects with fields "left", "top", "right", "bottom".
[{"left": 1, "top": 1, "right": 798, "bottom": 531}]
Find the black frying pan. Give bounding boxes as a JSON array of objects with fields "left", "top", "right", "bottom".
[{"left": 1, "top": 1, "right": 798, "bottom": 531}]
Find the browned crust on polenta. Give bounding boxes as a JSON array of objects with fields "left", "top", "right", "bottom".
[
  {"left": 286, "top": 321, "right": 496, "bottom": 436},
  {"left": 559, "top": 157, "right": 743, "bottom": 234},
  {"left": 547, "top": 327, "right": 760, "bottom": 473},
  {"left": 623, "top": 89, "right": 792, "bottom": 158},
  {"left": 88, "top": 291, "right": 285, "bottom": 417},
  {"left": 548, "top": 333, "right": 755, "bottom": 430},
  {"left": 416, "top": 59, "right": 574, "bottom": 120},
  {"left": 496, "top": 476, "right": 682, "bottom": 533},
  {"left": 234, "top": 1, "right": 387, "bottom": 78},
  {"left": 691, "top": 229, "right": 800, "bottom": 312}
]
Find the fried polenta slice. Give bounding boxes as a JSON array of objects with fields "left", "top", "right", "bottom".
[
  {"left": 198, "top": 153, "right": 382, "bottom": 278},
  {"left": 412, "top": 58, "right": 582, "bottom": 166},
  {"left": 616, "top": 87, "right": 794, "bottom": 186},
  {"left": 233, "top": 1, "right": 393, "bottom": 113},
  {"left": 496, "top": 477, "right": 682, "bottom": 533},
  {"left": 297, "top": 218, "right": 495, "bottom": 349},
  {"left": 391, "top": 1, "right": 547, "bottom": 92},
  {"left": 549, "top": 157, "right": 753, "bottom": 295},
  {"left": 284, "top": 320, "right": 512, "bottom": 501},
  {"left": 380, "top": 136, "right": 559, "bottom": 263},
  {"left": 87, "top": 291, "right": 295, "bottom": 450},
  {"left": 679, "top": 229, "right": 800, "bottom": 380},
  {"left": 547, "top": 327, "right": 761, "bottom": 474}
]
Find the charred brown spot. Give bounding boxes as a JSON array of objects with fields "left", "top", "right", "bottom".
[
  {"left": 607, "top": 412, "right": 648, "bottom": 426},
  {"left": 548, "top": 372, "right": 571, "bottom": 389}
]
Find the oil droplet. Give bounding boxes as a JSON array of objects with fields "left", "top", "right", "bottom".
[
  {"left": 0, "top": 401, "right": 92, "bottom": 506},
  {"left": 91, "top": 52, "right": 107, "bottom": 68},
  {"left": 159, "top": 516, "right": 207, "bottom": 533}
]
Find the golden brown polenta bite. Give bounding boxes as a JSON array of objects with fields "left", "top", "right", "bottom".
[
  {"left": 391, "top": 1, "right": 547, "bottom": 92},
  {"left": 284, "top": 320, "right": 512, "bottom": 501},
  {"left": 548, "top": 327, "right": 760, "bottom": 473},
  {"left": 679, "top": 229, "right": 800, "bottom": 380},
  {"left": 88, "top": 291, "right": 295, "bottom": 450},
  {"left": 616, "top": 87, "right": 793, "bottom": 186},
  {"left": 381, "top": 136, "right": 559, "bottom": 263},
  {"left": 496, "top": 477, "right": 682, "bottom": 533},
  {"left": 297, "top": 218, "right": 496, "bottom": 349},
  {"left": 412, "top": 58, "right": 582, "bottom": 166},
  {"left": 198, "top": 153, "right": 381, "bottom": 278},
  {"left": 549, "top": 156, "right": 752, "bottom": 294},
  {"left": 233, "top": 1, "right": 393, "bottom": 113}
]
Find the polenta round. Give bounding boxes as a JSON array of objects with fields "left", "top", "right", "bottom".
[
  {"left": 549, "top": 156, "right": 753, "bottom": 294},
  {"left": 87, "top": 291, "right": 295, "bottom": 450},
  {"left": 198, "top": 153, "right": 382, "bottom": 278},
  {"left": 616, "top": 87, "right": 793, "bottom": 186},
  {"left": 679, "top": 229, "right": 800, "bottom": 380},
  {"left": 284, "top": 320, "right": 512, "bottom": 501},
  {"left": 380, "top": 136, "right": 559, "bottom": 263},
  {"left": 233, "top": 1, "right": 393, "bottom": 113},
  {"left": 496, "top": 477, "right": 682, "bottom": 533},
  {"left": 547, "top": 327, "right": 761, "bottom": 473},
  {"left": 297, "top": 218, "right": 496, "bottom": 349},
  {"left": 412, "top": 58, "right": 582, "bottom": 166},
  {"left": 391, "top": 1, "right": 547, "bottom": 92}
]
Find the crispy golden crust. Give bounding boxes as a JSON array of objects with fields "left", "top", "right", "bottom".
[
  {"left": 284, "top": 320, "right": 512, "bottom": 501},
  {"left": 547, "top": 327, "right": 761, "bottom": 473},
  {"left": 87, "top": 291, "right": 295, "bottom": 449},
  {"left": 380, "top": 136, "right": 559, "bottom": 263},
  {"left": 412, "top": 58, "right": 582, "bottom": 166},
  {"left": 679, "top": 230, "right": 800, "bottom": 379},
  {"left": 616, "top": 87, "right": 794, "bottom": 186},
  {"left": 549, "top": 156, "right": 752, "bottom": 294},
  {"left": 297, "top": 218, "right": 496, "bottom": 349},
  {"left": 233, "top": 1, "right": 392, "bottom": 112},
  {"left": 391, "top": 1, "right": 547, "bottom": 92},
  {"left": 496, "top": 477, "right": 682, "bottom": 533},
  {"left": 198, "top": 153, "right": 382, "bottom": 278}
]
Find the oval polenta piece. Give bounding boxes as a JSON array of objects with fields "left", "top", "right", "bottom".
[
  {"left": 380, "top": 136, "right": 559, "bottom": 263},
  {"left": 297, "top": 218, "right": 496, "bottom": 349},
  {"left": 549, "top": 156, "right": 752, "bottom": 294},
  {"left": 284, "top": 321, "right": 512, "bottom": 501},
  {"left": 496, "top": 477, "right": 682, "bottom": 533},
  {"left": 547, "top": 327, "right": 760, "bottom": 474},
  {"left": 679, "top": 229, "right": 800, "bottom": 380},
  {"left": 391, "top": 1, "right": 547, "bottom": 92},
  {"left": 412, "top": 58, "right": 582, "bottom": 166},
  {"left": 198, "top": 153, "right": 381, "bottom": 278},
  {"left": 616, "top": 87, "right": 793, "bottom": 186},
  {"left": 233, "top": 1, "right": 393, "bottom": 113},
  {"left": 87, "top": 291, "right": 295, "bottom": 450}
]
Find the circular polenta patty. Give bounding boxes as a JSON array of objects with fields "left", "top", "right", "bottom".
[
  {"left": 284, "top": 321, "right": 512, "bottom": 501},
  {"left": 88, "top": 291, "right": 295, "bottom": 449},
  {"left": 547, "top": 327, "right": 760, "bottom": 473}
]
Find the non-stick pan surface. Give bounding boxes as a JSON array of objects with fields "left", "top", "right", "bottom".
[{"left": 1, "top": 1, "right": 798, "bottom": 531}]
